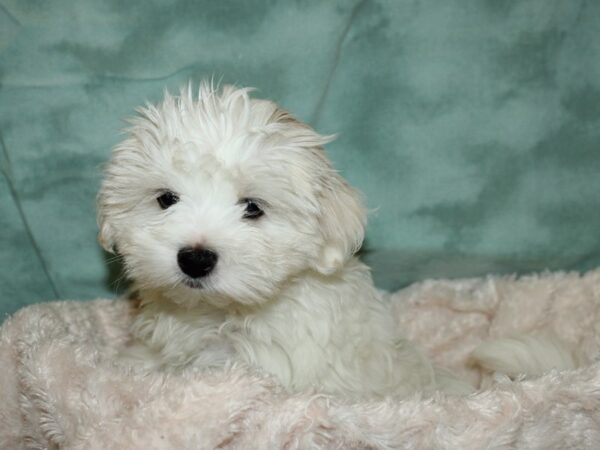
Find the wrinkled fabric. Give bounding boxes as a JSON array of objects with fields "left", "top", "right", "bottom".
[{"left": 1, "top": 1, "right": 600, "bottom": 317}]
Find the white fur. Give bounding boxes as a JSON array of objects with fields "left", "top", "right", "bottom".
[
  {"left": 97, "top": 82, "right": 568, "bottom": 399},
  {"left": 472, "top": 334, "right": 578, "bottom": 379}
]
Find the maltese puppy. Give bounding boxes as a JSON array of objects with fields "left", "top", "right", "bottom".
[{"left": 98, "top": 83, "right": 571, "bottom": 399}]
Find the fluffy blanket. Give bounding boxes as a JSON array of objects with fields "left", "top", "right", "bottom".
[{"left": 2, "top": 270, "right": 600, "bottom": 449}]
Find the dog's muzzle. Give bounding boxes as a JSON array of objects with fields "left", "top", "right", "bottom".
[{"left": 177, "top": 247, "right": 218, "bottom": 279}]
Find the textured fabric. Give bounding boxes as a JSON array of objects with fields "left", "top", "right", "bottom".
[
  {"left": 2, "top": 1, "right": 600, "bottom": 317},
  {"left": 2, "top": 269, "right": 600, "bottom": 449}
]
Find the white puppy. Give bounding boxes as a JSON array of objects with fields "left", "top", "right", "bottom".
[{"left": 98, "top": 83, "right": 570, "bottom": 399}]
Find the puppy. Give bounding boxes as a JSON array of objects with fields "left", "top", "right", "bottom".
[{"left": 97, "top": 83, "right": 570, "bottom": 399}]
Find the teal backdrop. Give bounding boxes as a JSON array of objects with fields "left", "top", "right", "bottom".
[{"left": 1, "top": 0, "right": 600, "bottom": 319}]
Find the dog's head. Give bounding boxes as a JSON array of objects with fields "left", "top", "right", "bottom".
[{"left": 98, "top": 83, "right": 366, "bottom": 306}]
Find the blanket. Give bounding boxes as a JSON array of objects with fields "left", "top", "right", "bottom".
[{"left": 2, "top": 269, "right": 600, "bottom": 449}]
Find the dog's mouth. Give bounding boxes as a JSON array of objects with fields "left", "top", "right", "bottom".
[{"left": 182, "top": 278, "right": 204, "bottom": 289}]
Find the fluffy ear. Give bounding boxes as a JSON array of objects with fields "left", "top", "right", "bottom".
[
  {"left": 314, "top": 171, "right": 367, "bottom": 275},
  {"left": 96, "top": 190, "right": 117, "bottom": 254},
  {"left": 265, "top": 105, "right": 366, "bottom": 274}
]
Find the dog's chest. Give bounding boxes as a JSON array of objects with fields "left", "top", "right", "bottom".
[
  {"left": 135, "top": 298, "right": 334, "bottom": 388},
  {"left": 225, "top": 307, "right": 336, "bottom": 389}
]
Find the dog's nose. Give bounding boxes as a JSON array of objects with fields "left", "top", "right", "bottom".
[{"left": 177, "top": 247, "right": 218, "bottom": 279}]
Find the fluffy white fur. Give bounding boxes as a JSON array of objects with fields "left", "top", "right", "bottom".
[
  {"left": 472, "top": 335, "right": 577, "bottom": 379},
  {"left": 97, "top": 83, "right": 572, "bottom": 399}
]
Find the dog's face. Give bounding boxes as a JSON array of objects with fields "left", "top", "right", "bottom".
[{"left": 98, "top": 84, "right": 365, "bottom": 307}]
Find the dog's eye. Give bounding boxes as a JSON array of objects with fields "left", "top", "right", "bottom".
[
  {"left": 157, "top": 191, "right": 179, "bottom": 209},
  {"left": 241, "top": 198, "right": 264, "bottom": 220}
]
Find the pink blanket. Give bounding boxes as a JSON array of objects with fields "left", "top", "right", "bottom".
[{"left": 2, "top": 270, "right": 600, "bottom": 449}]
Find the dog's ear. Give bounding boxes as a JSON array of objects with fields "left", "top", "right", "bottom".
[
  {"left": 314, "top": 170, "right": 366, "bottom": 275},
  {"left": 96, "top": 192, "right": 116, "bottom": 254},
  {"left": 266, "top": 105, "right": 366, "bottom": 274},
  {"left": 98, "top": 221, "right": 116, "bottom": 254}
]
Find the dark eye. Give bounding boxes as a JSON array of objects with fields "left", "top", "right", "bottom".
[
  {"left": 157, "top": 191, "right": 179, "bottom": 209},
  {"left": 241, "top": 198, "right": 264, "bottom": 220}
]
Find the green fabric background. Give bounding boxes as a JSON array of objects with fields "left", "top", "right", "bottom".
[{"left": 1, "top": 0, "right": 600, "bottom": 319}]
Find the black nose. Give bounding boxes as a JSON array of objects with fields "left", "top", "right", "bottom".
[{"left": 177, "top": 247, "right": 218, "bottom": 278}]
